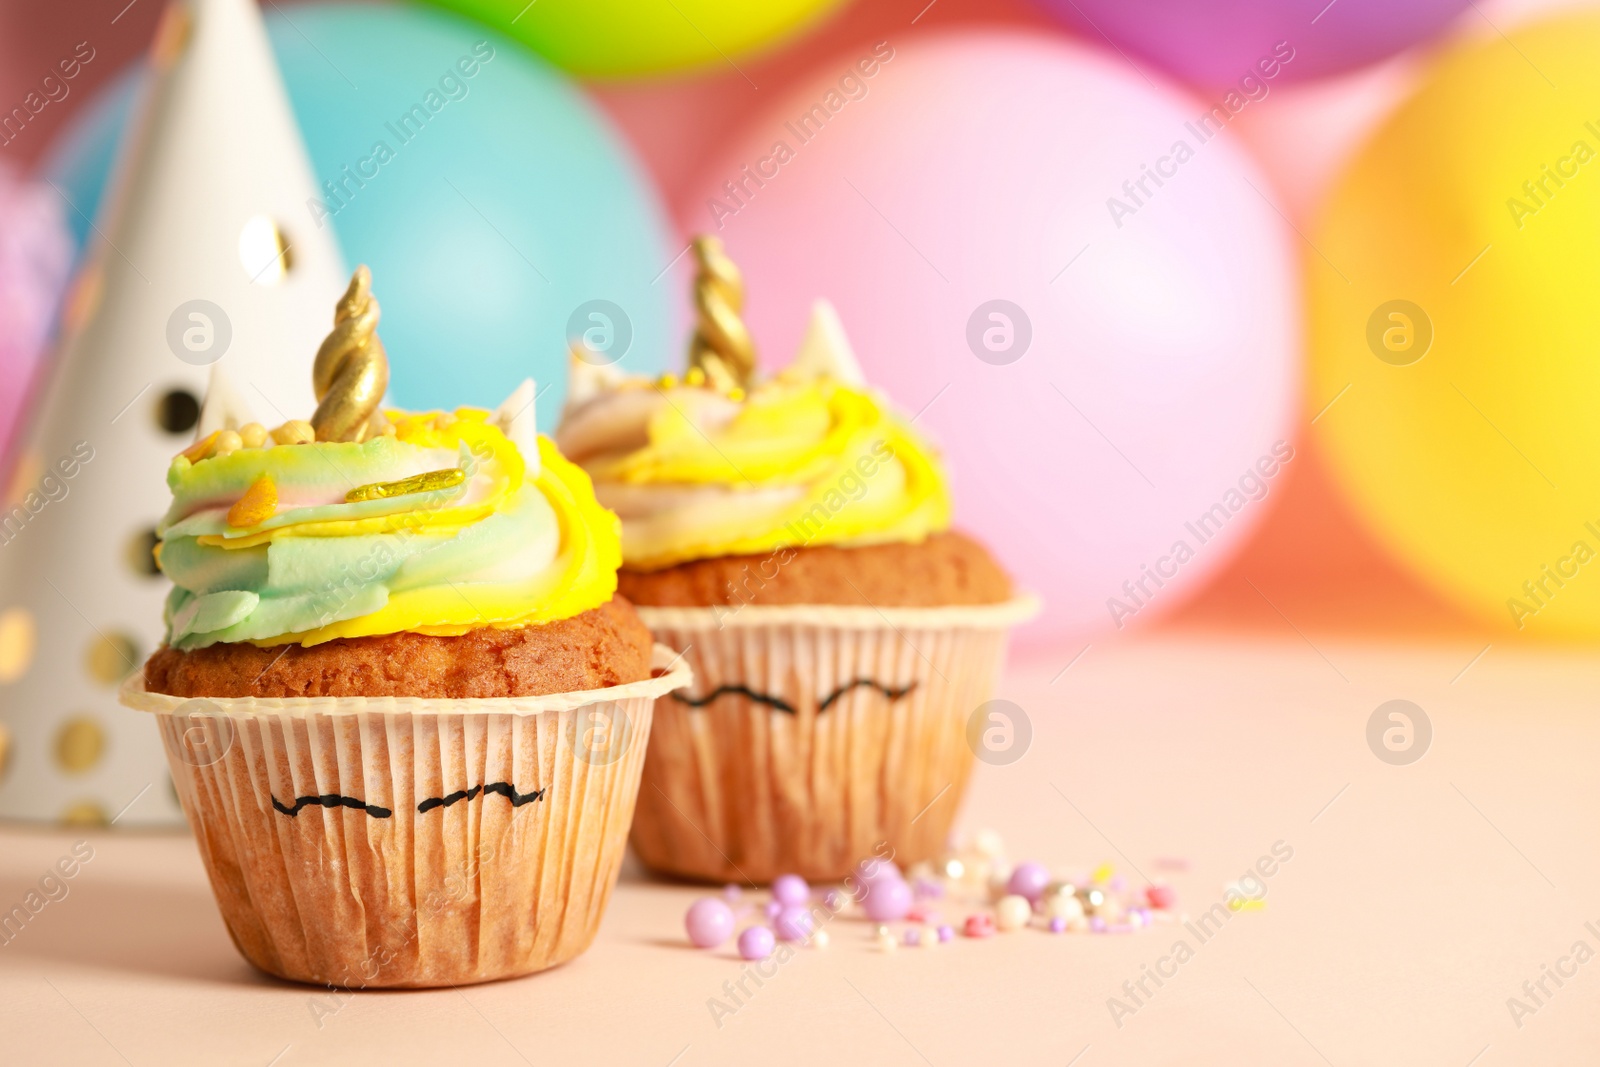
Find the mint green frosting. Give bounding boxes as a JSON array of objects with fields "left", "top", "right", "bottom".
[{"left": 157, "top": 431, "right": 562, "bottom": 649}]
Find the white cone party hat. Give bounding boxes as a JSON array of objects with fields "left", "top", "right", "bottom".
[{"left": 0, "top": 0, "right": 346, "bottom": 826}]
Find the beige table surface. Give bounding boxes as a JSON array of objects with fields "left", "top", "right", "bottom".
[{"left": 3, "top": 632, "right": 1598, "bottom": 1066}]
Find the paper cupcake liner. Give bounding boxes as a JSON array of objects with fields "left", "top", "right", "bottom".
[
  {"left": 630, "top": 595, "right": 1039, "bottom": 883},
  {"left": 118, "top": 646, "right": 691, "bottom": 989}
]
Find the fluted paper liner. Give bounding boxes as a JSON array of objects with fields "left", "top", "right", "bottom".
[
  {"left": 630, "top": 596, "right": 1039, "bottom": 883},
  {"left": 118, "top": 646, "right": 691, "bottom": 988}
]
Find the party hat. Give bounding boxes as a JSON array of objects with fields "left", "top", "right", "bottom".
[{"left": 0, "top": 0, "right": 346, "bottom": 826}]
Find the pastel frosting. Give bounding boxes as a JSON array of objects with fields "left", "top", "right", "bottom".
[
  {"left": 555, "top": 301, "right": 951, "bottom": 570},
  {"left": 157, "top": 409, "right": 619, "bottom": 649}
]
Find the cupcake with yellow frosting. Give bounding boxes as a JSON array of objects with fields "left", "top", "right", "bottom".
[
  {"left": 556, "top": 237, "right": 1037, "bottom": 883},
  {"left": 119, "top": 268, "right": 690, "bottom": 988}
]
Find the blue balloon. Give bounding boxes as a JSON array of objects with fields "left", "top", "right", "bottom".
[
  {"left": 40, "top": 3, "right": 677, "bottom": 423},
  {"left": 39, "top": 65, "right": 141, "bottom": 251}
]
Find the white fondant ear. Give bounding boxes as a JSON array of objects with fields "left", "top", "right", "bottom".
[
  {"left": 493, "top": 377, "right": 540, "bottom": 474},
  {"left": 195, "top": 363, "right": 257, "bottom": 440},
  {"left": 789, "top": 299, "right": 864, "bottom": 385},
  {"left": 565, "top": 345, "right": 629, "bottom": 409}
]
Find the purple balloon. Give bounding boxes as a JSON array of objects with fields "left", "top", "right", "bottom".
[{"left": 1037, "top": 0, "right": 1471, "bottom": 86}]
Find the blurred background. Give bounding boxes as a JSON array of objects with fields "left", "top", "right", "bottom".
[{"left": 5, "top": 0, "right": 1600, "bottom": 670}]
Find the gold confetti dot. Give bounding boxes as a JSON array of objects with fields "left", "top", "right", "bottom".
[
  {"left": 151, "top": 1, "right": 191, "bottom": 72},
  {"left": 0, "top": 608, "right": 37, "bottom": 684},
  {"left": 0, "top": 722, "right": 11, "bottom": 783},
  {"left": 55, "top": 717, "right": 106, "bottom": 774},
  {"left": 86, "top": 633, "right": 139, "bottom": 686},
  {"left": 61, "top": 265, "right": 104, "bottom": 339},
  {"left": 126, "top": 528, "right": 162, "bottom": 578},
  {"left": 3, "top": 451, "right": 39, "bottom": 507},
  {"left": 60, "top": 800, "right": 109, "bottom": 828}
]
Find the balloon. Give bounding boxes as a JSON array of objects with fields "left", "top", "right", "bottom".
[
  {"left": 1037, "top": 0, "right": 1470, "bottom": 87},
  {"left": 680, "top": 32, "right": 1298, "bottom": 644},
  {"left": 39, "top": 3, "right": 677, "bottom": 426},
  {"left": 0, "top": 165, "right": 73, "bottom": 457},
  {"left": 1310, "top": 11, "right": 1600, "bottom": 638},
  {"left": 38, "top": 66, "right": 140, "bottom": 255},
  {"left": 424, "top": 0, "right": 851, "bottom": 79}
]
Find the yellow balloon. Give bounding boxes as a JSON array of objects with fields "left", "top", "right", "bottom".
[
  {"left": 1312, "top": 11, "right": 1600, "bottom": 637},
  {"left": 425, "top": 0, "right": 852, "bottom": 79}
]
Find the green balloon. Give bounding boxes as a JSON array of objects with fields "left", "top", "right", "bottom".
[{"left": 424, "top": 0, "right": 851, "bottom": 78}]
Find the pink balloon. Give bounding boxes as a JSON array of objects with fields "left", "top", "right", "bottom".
[
  {"left": 0, "top": 164, "right": 72, "bottom": 461},
  {"left": 679, "top": 32, "right": 1298, "bottom": 645}
]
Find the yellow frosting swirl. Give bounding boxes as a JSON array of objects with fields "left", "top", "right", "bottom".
[
  {"left": 556, "top": 373, "right": 951, "bottom": 570},
  {"left": 158, "top": 409, "right": 619, "bottom": 648}
]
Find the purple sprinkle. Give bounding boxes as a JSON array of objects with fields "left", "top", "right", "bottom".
[
  {"left": 857, "top": 858, "right": 904, "bottom": 887},
  {"left": 738, "top": 925, "right": 775, "bottom": 961},
  {"left": 1089, "top": 917, "right": 1107, "bottom": 933},
  {"left": 772, "top": 874, "right": 810, "bottom": 908},
  {"left": 1048, "top": 916, "right": 1067, "bottom": 933},
  {"left": 937, "top": 924, "right": 955, "bottom": 943},
  {"left": 903, "top": 928, "right": 921, "bottom": 947},
  {"left": 684, "top": 898, "right": 735, "bottom": 948},
  {"left": 1006, "top": 861, "right": 1051, "bottom": 903},
  {"left": 774, "top": 905, "right": 816, "bottom": 942},
  {"left": 1109, "top": 875, "right": 1128, "bottom": 893},
  {"left": 764, "top": 900, "right": 782, "bottom": 920},
  {"left": 861, "top": 877, "right": 913, "bottom": 923},
  {"left": 913, "top": 877, "right": 945, "bottom": 900},
  {"left": 722, "top": 884, "right": 742, "bottom": 902}
]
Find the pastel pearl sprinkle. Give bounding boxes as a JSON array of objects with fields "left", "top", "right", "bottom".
[
  {"left": 1007, "top": 862, "right": 1051, "bottom": 903},
  {"left": 683, "top": 838, "right": 1170, "bottom": 964},
  {"left": 738, "top": 926, "right": 775, "bottom": 961},
  {"left": 772, "top": 873, "right": 810, "bottom": 907},
  {"left": 862, "top": 876, "right": 912, "bottom": 922},
  {"left": 995, "top": 894, "right": 1032, "bottom": 932},
  {"left": 684, "top": 898, "right": 735, "bottom": 949}
]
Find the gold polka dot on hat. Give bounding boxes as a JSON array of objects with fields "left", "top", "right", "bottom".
[
  {"left": 60, "top": 800, "right": 110, "bottom": 827},
  {"left": 55, "top": 717, "right": 107, "bottom": 774},
  {"left": 126, "top": 527, "right": 162, "bottom": 578},
  {"left": 0, "top": 607, "right": 36, "bottom": 684},
  {"left": 85, "top": 632, "right": 140, "bottom": 686}
]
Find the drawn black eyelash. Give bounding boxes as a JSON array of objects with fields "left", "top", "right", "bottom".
[
  {"left": 270, "top": 782, "right": 546, "bottom": 819},
  {"left": 669, "top": 677, "right": 918, "bottom": 715}
]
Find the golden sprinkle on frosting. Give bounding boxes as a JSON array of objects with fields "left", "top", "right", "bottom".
[
  {"left": 345, "top": 467, "right": 466, "bottom": 503},
  {"left": 226, "top": 473, "right": 278, "bottom": 528}
]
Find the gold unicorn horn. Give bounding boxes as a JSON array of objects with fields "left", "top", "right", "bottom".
[
  {"left": 311, "top": 265, "right": 389, "bottom": 442},
  {"left": 687, "top": 234, "right": 757, "bottom": 392}
]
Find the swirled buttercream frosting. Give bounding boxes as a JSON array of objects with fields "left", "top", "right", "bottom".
[
  {"left": 555, "top": 293, "right": 951, "bottom": 571},
  {"left": 158, "top": 411, "right": 619, "bottom": 649}
]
